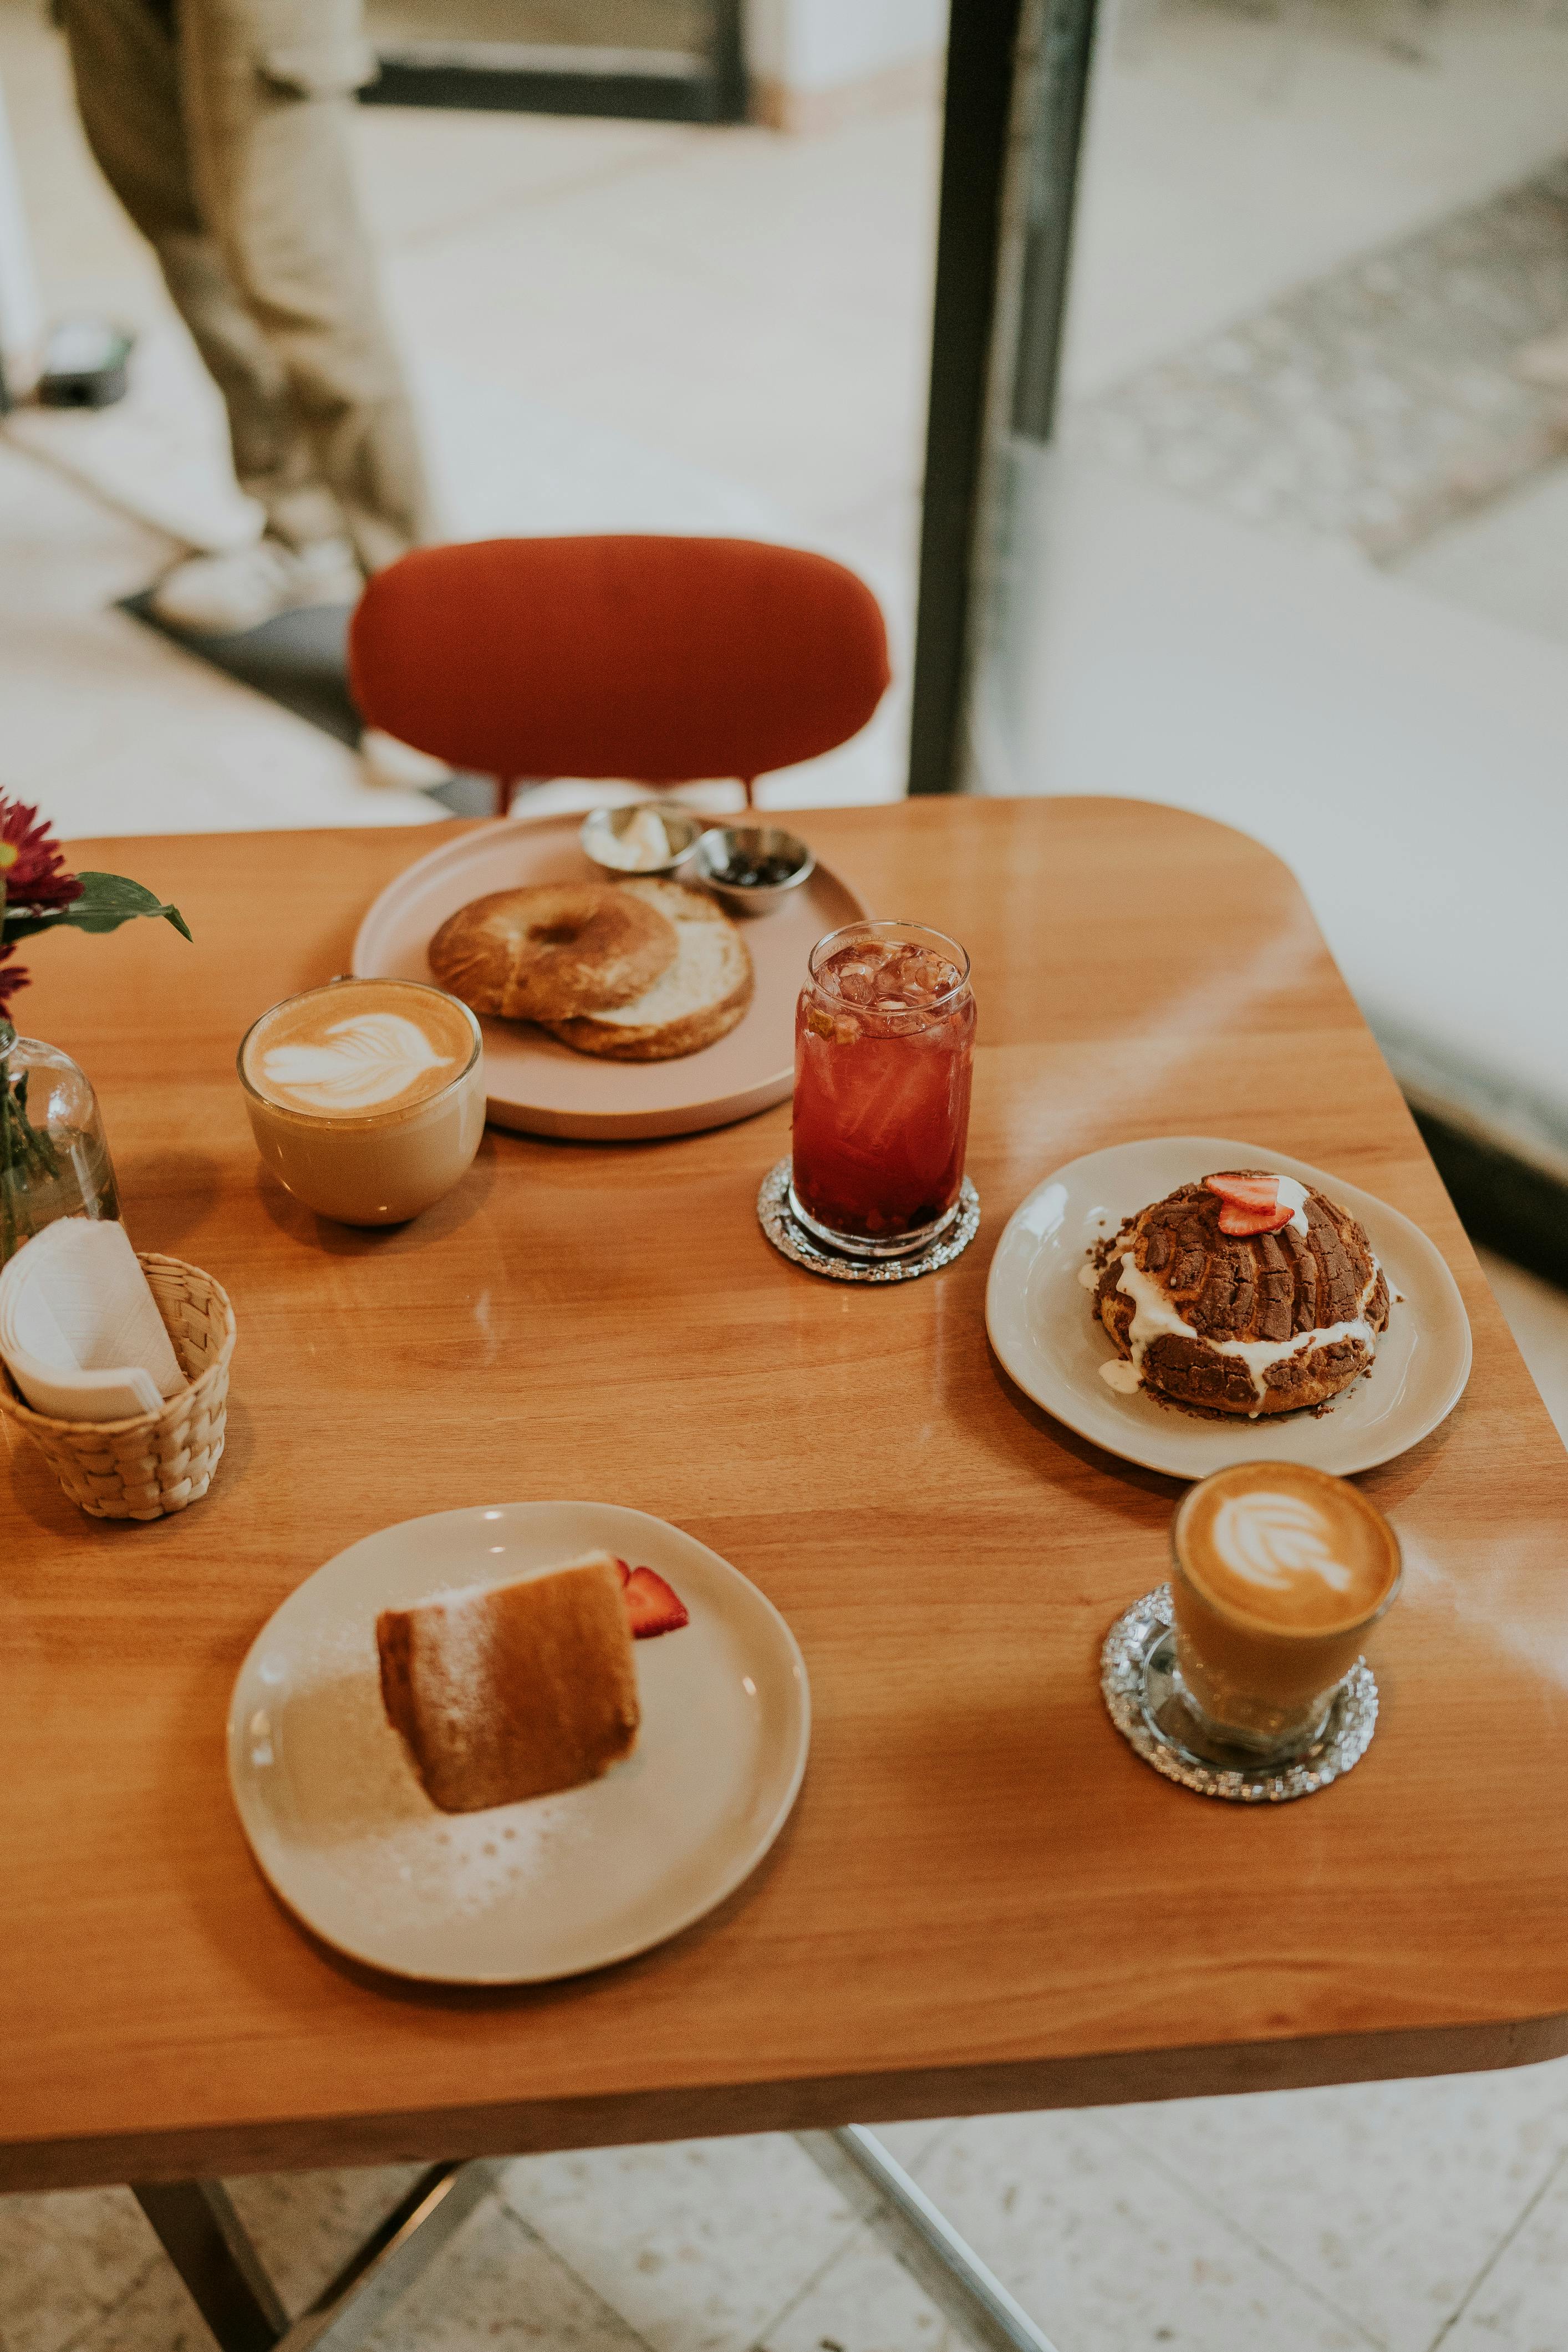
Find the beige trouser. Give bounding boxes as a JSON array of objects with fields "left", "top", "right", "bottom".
[{"left": 58, "top": 0, "right": 433, "bottom": 569}]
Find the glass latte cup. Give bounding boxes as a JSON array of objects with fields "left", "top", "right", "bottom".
[
  {"left": 238, "top": 978, "right": 484, "bottom": 1226},
  {"left": 1169, "top": 1462, "right": 1402, "bottom": 1764}
]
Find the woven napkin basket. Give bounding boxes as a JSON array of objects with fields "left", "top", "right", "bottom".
[{"left": 0, "top": 1251, "right": 236, "bottom": 1521}]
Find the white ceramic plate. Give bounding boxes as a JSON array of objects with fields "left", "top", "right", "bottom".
[
  {"left": 227, "top": 1503, "right": 810, "bottom": 1984},
  {"left": 352, "top": 816, "right": 866, "bottom": 1139},
  {"left": 985, "top": 1136, "right": 1472, "bottom": 1480}
]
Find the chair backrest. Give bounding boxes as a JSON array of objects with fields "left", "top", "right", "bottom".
[{"left": 348, "top": 535, "right": 891, "bottom": 790}]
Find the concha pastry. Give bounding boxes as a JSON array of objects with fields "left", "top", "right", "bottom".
[{"left": 1091, "top": 1171, "right": 1391, "bottom": 1417}]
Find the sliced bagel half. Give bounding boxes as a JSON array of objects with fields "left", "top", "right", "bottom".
[{"left": 543, "top": 878, "right": 753, "bottom": 1062}]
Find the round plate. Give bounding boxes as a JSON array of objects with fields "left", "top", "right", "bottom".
[
  {"left": 985, "top": 1136, "right": 1472, "bottom": 1479},
  {"left": 227, "top": 1502, "right": 810, "bottom": 1984},
  {"left": 352, "top": 816, "right": 866, "bottom": 1139}
]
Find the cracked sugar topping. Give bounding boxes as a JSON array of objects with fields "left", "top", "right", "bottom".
[{"left": 1088, "top": 1174, "right": 1392, "bottom": 1416}]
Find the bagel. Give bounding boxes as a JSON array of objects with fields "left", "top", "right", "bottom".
[
  {"left": 542, "top": 879, "right": 753, "bottom": 1062},
  {"left": 428, "top": 883, "right": 677, "bottom": 1022}
]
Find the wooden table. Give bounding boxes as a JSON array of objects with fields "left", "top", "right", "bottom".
[{"left": 6, "top": 799, "right": 1567, "bottom": 2221}]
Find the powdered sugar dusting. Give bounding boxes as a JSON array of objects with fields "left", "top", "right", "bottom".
[
  {"left": 270, "top": 1613, "right": 594, "bottom": 1930},
  {"left": 401, "top": 1586, "right": 496, "bottom": 1801}
]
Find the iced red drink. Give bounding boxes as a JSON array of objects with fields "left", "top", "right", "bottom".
[{"left": 790, "top": 921, "right": 975, "bottom": 1256}]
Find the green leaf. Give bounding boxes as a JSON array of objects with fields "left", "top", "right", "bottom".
[{"left": 3, "top": 871, "right": 192, "bottom": 944}]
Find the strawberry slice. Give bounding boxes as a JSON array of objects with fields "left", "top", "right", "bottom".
[
  {"left": 623, "top": 1564, "right": 689, "bottom": 1640},
  {"left": 1215, "top": 1199, "right": 1294, "bottom": 1235},
  {"left": 1204, "top": 1172, "right": 1280, "bottom": 1210},
  {"left": 1204, "top": 1171, "right": 1294, "bottom": 1236},
  {"left": 610, "top": 1556, "right": 631, "bottom": 1587}
]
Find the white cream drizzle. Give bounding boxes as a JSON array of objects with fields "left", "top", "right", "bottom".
[
  {"left": 1275, "top": 1175, "right": 1310, "bottom": 1236},
  {"left": 1109, "top": 1249, "right": 1384, "bottom": 1417}
]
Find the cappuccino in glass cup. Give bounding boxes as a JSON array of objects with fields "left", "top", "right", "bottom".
[
  {"left": 239, "top": 979, "right": 484, "bottom": 1225},
  {"left": 1170, "top": 1462, "right": 1401, "bottom": 1763}
]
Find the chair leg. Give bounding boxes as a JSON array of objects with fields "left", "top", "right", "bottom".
[{"left": 741, "top": 777, "right": 756, "bottom": 808}]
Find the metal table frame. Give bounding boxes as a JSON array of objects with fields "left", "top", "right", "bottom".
[{"left": 135, "top": 2129, "right": 1061, "bottom": 2352}]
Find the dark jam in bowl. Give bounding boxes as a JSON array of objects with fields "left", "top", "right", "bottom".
[{"left": 709, "top": 852, "right": 806, "bottom": 889}]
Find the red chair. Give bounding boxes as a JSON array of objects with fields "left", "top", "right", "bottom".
[{"left": 348, "top": 534, "right": 891, "bottom": 815}]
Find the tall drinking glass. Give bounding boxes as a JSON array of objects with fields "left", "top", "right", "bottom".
[
  {"left": 790, "top": 919, "right": 975, "bottom": 1258},
  {"left": 1169, "top": 1463, "right": 1403, "bottom": 1764}
]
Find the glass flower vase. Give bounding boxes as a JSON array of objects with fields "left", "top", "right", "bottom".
[{"left": 0, "top": 1022, "right": 120, "bottom": 1264}]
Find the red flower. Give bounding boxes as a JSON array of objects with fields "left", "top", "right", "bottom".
[
  {"left": 0, "top": 942, "right": 28, "bottom": 1013},
  {"left": 0, "top": 797, "right": 81, "bottom": 913}
]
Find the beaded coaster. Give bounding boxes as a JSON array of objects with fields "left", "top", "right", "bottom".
[
  {"left": 756, "top": 1158, "right": 980, "bottom": 1284},
  {"left": 1100, "top": 1584, "right": 1378, "bottom": 1804}
]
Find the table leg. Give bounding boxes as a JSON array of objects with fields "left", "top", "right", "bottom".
[
  {"left": 134, "top": 2160, "right": 502, "bottom": 2352},
  {"left": 795, "top": 2126, "right": 1061, "bottom": 2352},
  {"left": 140, "top": 2138, "right": 1053, "bottom": 2352},
  {"left": 132, "top": 2182, "right": 288, "bottom": 2352}
]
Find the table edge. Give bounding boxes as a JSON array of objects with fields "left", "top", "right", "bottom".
[{"left": 8, "top": 2010, "right": 1566, "bottom": 2193}]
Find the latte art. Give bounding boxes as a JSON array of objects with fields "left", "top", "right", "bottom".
[
  {"left": 1210, "top": 1490, "right": 1353, "bottom": 1596},
  {"left": 240, "top": 979, "right": 484, "bottom": 1225},
  {"left": 1176, "top": 1459, "right": 1401, "bottom": 1640},
  {"left": 261, "top": 1013, "right": 455, "bottom": 1112}
]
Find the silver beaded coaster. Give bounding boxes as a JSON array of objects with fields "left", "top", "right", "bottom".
[
  {"left": 1101, "top": 1584, "right": 1378, "bottom": 1804},
  {"left": 757, "top": 1157, "right": 980, "bottom": 1284}
]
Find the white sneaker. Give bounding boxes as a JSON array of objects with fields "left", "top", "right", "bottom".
[
  {"left": 359, "top": 727, "right": 454, "bottom": 790},
  {"left": 149, "top": 536, "right": 363, "bottom": 635}
]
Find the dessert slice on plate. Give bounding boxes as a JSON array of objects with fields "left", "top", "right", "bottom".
[
  {"left": 230, "top": 1499, "right": 810, "bottom": 1983},
  {"left": 377, "top": 1550, "right": 641, "bottom": 1811}
]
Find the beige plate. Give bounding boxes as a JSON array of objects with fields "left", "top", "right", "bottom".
[
  {"left": 352, "top": 816, "right": 866, "bottom": 1139},
  {"left": 227, "top": 1501, "right": 810, "bottom": 1984},
  {"left": 986, "top": 1136, "right": 1473, "bottom": 1480}
]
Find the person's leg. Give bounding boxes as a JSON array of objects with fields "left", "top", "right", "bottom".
[
  {"left": 57, "top": 0, "right": 324, "bottom": 547},
  {"left": 177, "top": 0, "right": 434, "bottom": 574}
]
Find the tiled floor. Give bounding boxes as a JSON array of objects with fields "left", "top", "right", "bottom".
[
  {"left": 1076, "top": 156, "right": 1568, "bottom": 559},
  {"left": 9, "top": 0, "right": 1568, "bottom": 824},
  {"left": 0, "top": 440, "right": 437, "bottom": 838},
  {"left": 0, "top": 0, "right": 930, "bottom": 812},
  {"left": 5, "top": 4, "right": 1568, "bottom": 2346}
]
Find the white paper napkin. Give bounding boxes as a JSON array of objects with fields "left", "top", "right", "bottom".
[{"left": 0, "top": 1219, "right": 187, "bottom": 1421}]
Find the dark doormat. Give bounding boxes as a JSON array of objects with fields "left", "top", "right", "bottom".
[
  {"left": 1412, "top": 1109, "right": 1568, "bottom": 1294},
  {"left": 119, "top": 590, "right": 497, "bottom": 814},
  {"left": 121, "top": 589, "right": 362, "bottom": 743}
]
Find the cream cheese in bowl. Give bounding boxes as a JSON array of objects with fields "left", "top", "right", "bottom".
[{"left": 581, "top": 805, "right": 705, "bottom": 878}]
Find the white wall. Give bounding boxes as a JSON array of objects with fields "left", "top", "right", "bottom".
[{"left": 746, "top": 0, "right": 946, "bottom": 93}]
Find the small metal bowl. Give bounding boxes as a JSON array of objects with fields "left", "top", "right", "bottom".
[
  {"left": 694, "top": 825, "right": 816, "bottom": 917},
  {"left": 581, "top": 803, "right": 705, "bottom": 879}
]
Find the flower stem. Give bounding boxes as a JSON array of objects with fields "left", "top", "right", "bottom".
[{"left": 0, "top": 1016, "right": 62, "bottom": 1260}]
